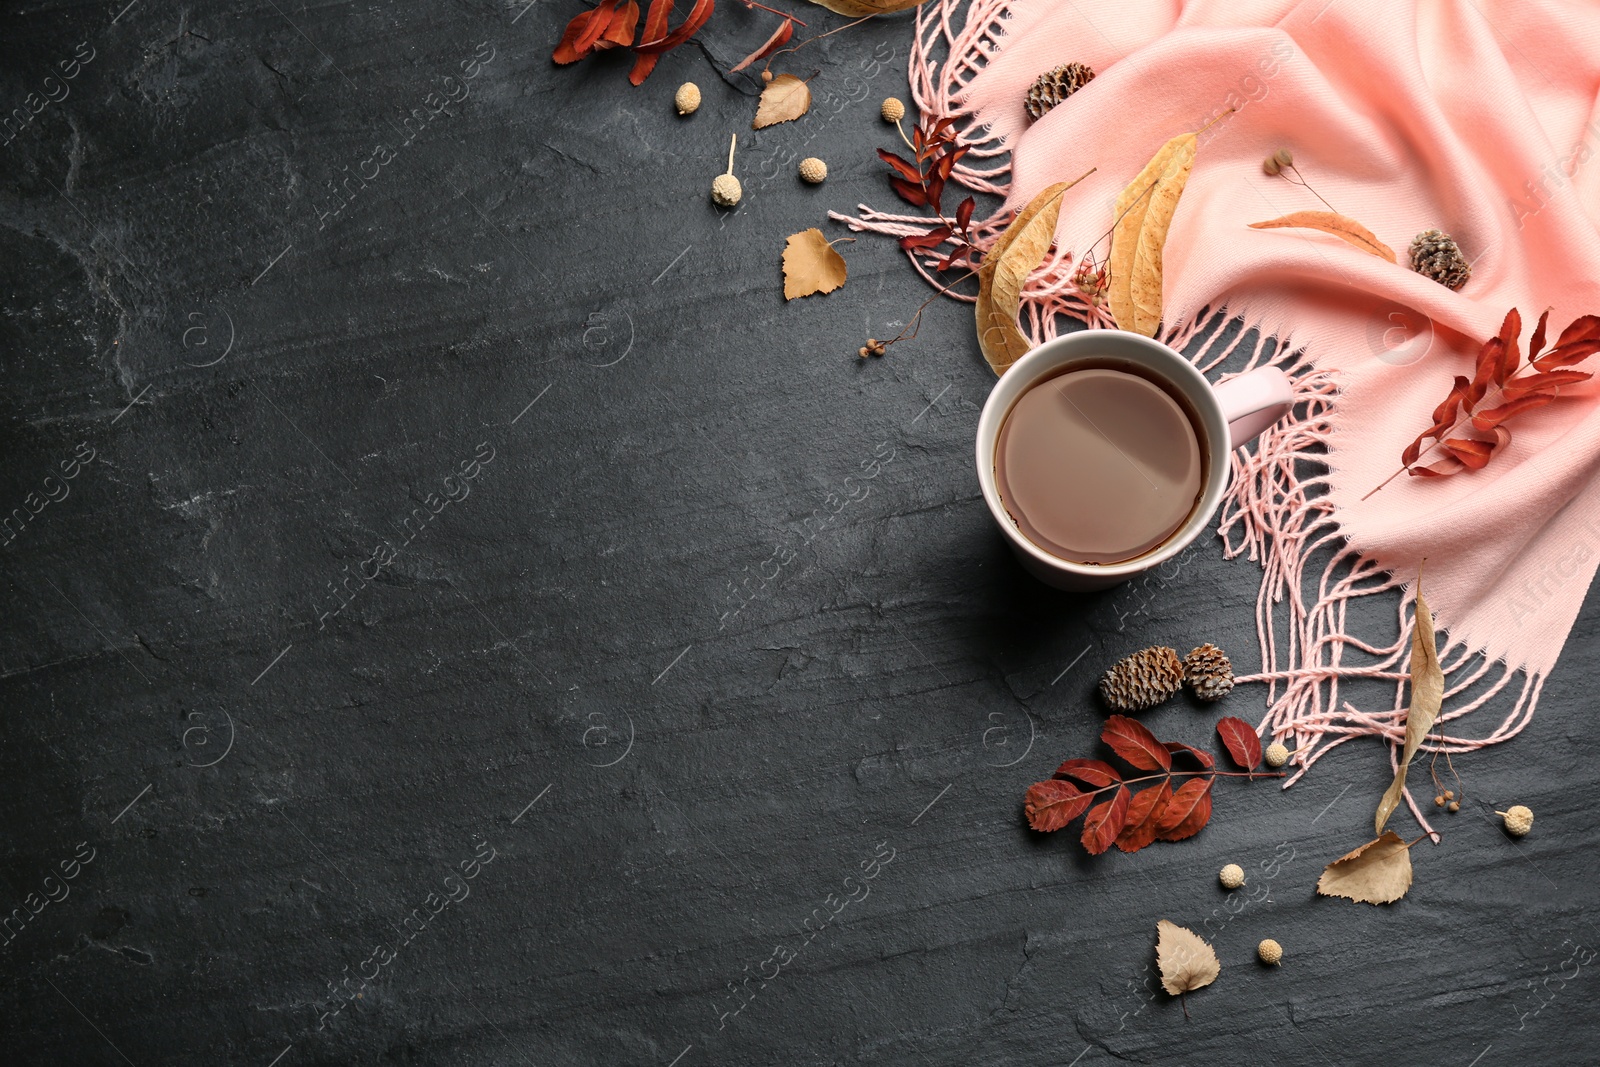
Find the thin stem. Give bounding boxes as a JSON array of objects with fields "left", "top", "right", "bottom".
[
  {"left": 725, "top": 133, "right": 737, "bottom": 174},
  {"left": 1283, "top": 163, "right": 1338, "bottom": 213},
  {"left": 893, "top": 117, "right": 915, "bottom": 154},
  {"left": 740, "top": 0, "right": 807, "bottom": 27},
  {"left": 764, "top": 12, "right": 869, "bottom": 71},
  {"left": 1063, "top": 768, "right": 1286, "bottom": 801},
  {"left": 1084, "top": 177, "right": 1156, "bottom": 263}
]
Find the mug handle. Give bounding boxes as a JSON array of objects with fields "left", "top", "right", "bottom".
[{"left": 1213, "top": 366, "right": 1294, "bottom": 449}]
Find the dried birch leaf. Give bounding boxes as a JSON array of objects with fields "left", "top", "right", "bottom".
[
  {"left": 1110, "top": 133, "right": 1195, "bottom": 337},
  {"left": 975, "top": 179, "right": 1078, "bottom": 375},
  {"left": 1248, "top": 211, "right": 1397, "bottom": 262},
  {"left": 1374, "top": 584, "right": 1443, "bottom": 834},
  {"left": 803, "top": 0, "right": 924, "bottom": 15},
  {"left": 753, "top": 73, "right": 811, "bottom": 129},
  {"left": 782, "top": 228, "right": 848, "bottom": 299},
  {"left": 1316, "top": 830, "right": 1414, "bottom": 904},
  {"left": 1155, "top": 920, "right": 1220, "bottom": 995}
]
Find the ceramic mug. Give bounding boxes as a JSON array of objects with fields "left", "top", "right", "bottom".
[{"left": 975, "top": 331, "right": 1294, "bottom": 591}]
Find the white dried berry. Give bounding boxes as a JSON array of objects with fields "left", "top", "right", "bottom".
[
  {"left": 675, "top": 82, "right": 701, "bottom": 116},
  {"left": 1264, "top": 742, "right": 1289, "bottom": 768},
  {"left": 1258, "top": 938, "right": 1283, "bottom": 965},
  {"left": 798, "top": 157, "right": 827, "bottom": 184},
  {"left": 1219, "top": 863, "right": 1245, "bottom": 890},
  {"left": 1497, "top": 805, "right": 1534, "bottom": 836}
]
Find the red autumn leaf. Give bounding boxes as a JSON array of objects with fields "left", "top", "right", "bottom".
[
  {"left": 728, "top": 17, "right": 794, "bottom": 73},
  {"left": 936, "top": 250, "right": 962, "bottom": 271},
  {"left": 596, "top": 0, "right": 640, "bottom": 47},
  {"left": 574, "top": 0, "right": 621, "bottom": 53},
  {"left": 888, "top": 176, "right": 928, "bottom": 208},
  {"left": 876, "top": 148, "right": 922, "bottom": 183},
  {"left": 956, "top": 195, "right": 975, "bottom": 232},
  {"left": 1529, "top": 308, "right": 1551, "bottom": 362},
  {"left": 1553, "top": 313, "right": 1600, "bottom": 350},
  {"left": 1024, "top": 780, "right": 1093, "bottom": 832},
  {"left": 899, "top": 226, "right": 952, "bottom": 251},
  {"left": 626, "top": 0, "right": 674, "bottom": 82},
  {"left": 1101, "top": 714, "right": 1172, "bottom": 771},
  {"left": 1054, "top": 758, "right": 1122, "bottom": 787},
  {"left": 1467, "top": 337, "right": 1505, "bottom": 407},
  {"left": 1164, "top": 740, "right": 1215, "bottom": 769},
  {"left": 553, "top": 7, "right": 604, "bottom": 63},
  {"left": 634, "top": 0, "right": 713, "bottom": 54},
  {"left": 1442, "top": 437, "right": 1495, "bottom": 469},
  {"left": 1497, "top": 307, "right": 1523, "bottom": 380},
  {"left": 1412, "top": 455, "right": 1465, "bottom": 478},
  {"left": 1504, "top": 369, "right": 1593, "bottom": 399},
  {"left": 1215, "top": 716, "right": 1262, "bottom": 771},
  {"left": 1534, "top": 338, "right": 1600, "bottom": 369},
  {"left": 926, "top": 176, "right": 946, "bottom": 214},
  {"left": 1115, "top": 781, "right": 1173, "bottom": 853},
  {"left": 1471, "top": 393, "right": 1556, "bottom": 431},
  {"left": 1081, "top": 784, "right": 1131, "bottom": 855},
  {"left": 1155, "top": 778, "right": 1214, "bottom": 841}
]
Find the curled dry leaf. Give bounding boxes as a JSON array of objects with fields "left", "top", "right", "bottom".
[
  {"left": 975, "top": 178, "right": 1079, "bottom": 376},
  {"left": 803, "top": 0, "right": 924, "bottom": 15},
  {"left": 729, "top": 18, "right": 794, "bottom": 74},
  {"left": 754, "top": 73, "right": 812, "bottom": 129},
  {"left": 1110, "top": 133, "right": 1196, "bottom": 337},
  {"left": 1155, "top": 920, "right": 1220, "bottom": 995},
  {"left": 782, "top": 228, "right": 848, "bottom": 299},
  {"left": 1215, "top": 716, "right": 1262, "bottom": 771},
  {"left": 1316, "top": 830, "right": 1415, "bottom": 904},
  {"left": 1374, "top": 582, "right": 1443, "bottom": 833},
  {"left": 1249, "top": 211, "right": 1397, "bottom": 262}
]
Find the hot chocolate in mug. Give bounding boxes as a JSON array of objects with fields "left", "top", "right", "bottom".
[{"left": 976, "top": 331, "right": 1294, "bottom": 591}]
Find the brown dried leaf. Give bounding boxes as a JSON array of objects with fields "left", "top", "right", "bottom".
[
  {"left": 1316, "top": 830, "right": 1415, "bottom": 904},
  {"left": 1248, "top": 211, "right": 1396, "bottom": 262},
  {"left": 1155, "top": 920, "right": 1220, "bottom": 995},
  {"left": 753, "top": 73, "right": 811, "bottom": 129},
  {"left": 803, "top": 0, "right": 924, "bottom": 15},
  {"left": 1110, "top": 133, "right": 1196, "bottom": 337},
  {"left": 1374, "top": 584, "right": 1443, "bottom": 834},
  {"left": 975, "top": 178, "right": 1079, "bottom": 375},
  {"left": 782, "top": 228, "right": 847, "bottom": 299}
]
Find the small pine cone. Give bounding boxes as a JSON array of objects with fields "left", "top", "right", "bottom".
[
  {"left": 1409, "top": 229, "right": 1472, "bottom": 291},
  {"left": 1099, "top": 646, "right": 1183, "bottom": 712},
  {"left": 1183, "top": 643, "right": 1235, "bottom": 701},
  {"left": 1025, "top": 61, "right": 1095, "bottom": 120}
]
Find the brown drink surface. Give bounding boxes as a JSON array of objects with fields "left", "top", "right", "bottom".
[{"left": 995, "top": 365, "right": 1204, "bottom": 564}]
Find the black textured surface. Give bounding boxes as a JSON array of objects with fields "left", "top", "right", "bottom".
[{"left": 3, "top": 3, "right": 1598, "bottom": 1065}]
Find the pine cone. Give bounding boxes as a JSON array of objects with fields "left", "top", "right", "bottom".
[
  {"left": 1183, "top": 643, "right": 1234, "bottom": 701},
  {"left": 1409, "top": 229, "right": 1472, "bottom": 292},
  {"left": 1025, "top": 61, "right": 1095, "bottom": 121},
  {"left": 1099, "top": 646, "right": 1183, "bottom": 712}
]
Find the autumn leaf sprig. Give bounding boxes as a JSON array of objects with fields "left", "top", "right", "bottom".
[
  {"left": 554, "top": 0, "right": 807, "bottom": 85},
  {"left": 1366, "top": 308, "right": 1600, "bottom": 497},
  {"left": 1024, "top": 714, "right": 1283, "bottom": 855}
]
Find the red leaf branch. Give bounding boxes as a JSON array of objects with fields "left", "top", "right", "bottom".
[{"left": 554, "top": 0, "right": 806, "bottom": 85}]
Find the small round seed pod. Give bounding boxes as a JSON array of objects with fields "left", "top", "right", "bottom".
[
  {"left": 675, "top": 82, "right": 701, "bottom": 116},
  {"left": 881, "top": 96, "right": 906, "bottom": 123},
  {"left": 1264, "top": 742, "right": 1289, "bottom": 768},
  {"left": 1263, "top": 155, "right": 1282, "bottom": 176},
  {"left": 762, "top": 70, "right": 774, "bottom": 83},
  {"left": 798, "top": 157, "right": 827, "bottom": 184},
  {"left": 1219, "top": 863, "right": 1245, "bottom": 890},
  {"left": 1258, "top": 939, "right": 1283, "bottom": 965},
  {"left": 711, "top": 134, "right": 741, "bottom": 208},
  {"left": 1274, "top": 147, "right": 1293, "bottom": 168},
  {"left": 1444, "top": 790, "right": 1455, "bottom": 801},
  {"left": 1497, "top": 805, "right": 1534, "bottom": 836},
  {"left": 1448, "top": 801, "right": 1461, "bottom": 813}
]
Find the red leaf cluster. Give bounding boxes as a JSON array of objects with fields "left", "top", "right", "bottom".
[
  {"left": 880, "top": 118, "right": 978, "bottom": 272},
  {"left": 1022, "top": 715, "right": 1277, "bottom": 856},
  {"left": 555, "top": 0, "right": 798, "bottom": 86},
  {"left": 1402, "top": 308, "right": 1600, "bottom": 479}
]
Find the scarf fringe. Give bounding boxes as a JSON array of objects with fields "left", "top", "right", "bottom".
[{"left": 847, "top": 0, "right": 1544, "bottom": 822}]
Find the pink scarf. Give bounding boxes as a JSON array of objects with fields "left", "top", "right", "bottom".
[{"left": 837, "top": 0, "right": 1600, "bottom": 832}]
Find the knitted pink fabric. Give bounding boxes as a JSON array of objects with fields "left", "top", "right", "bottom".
[{"left": 836, "top": 0, "right": 1600, "bottom": 831}]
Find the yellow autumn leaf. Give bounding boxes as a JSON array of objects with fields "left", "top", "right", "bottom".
[
  {"left": 754, "top": 74, "right": 811, "bottom": 130},
  {"left": 1316, "top": 830, "right": 1415, "bottom": 905},
  {"left": 1109, "top": 132, "right": 1196, "bottom": 337},
  {"left": 803, "top": 0, "right": 924, "bottom": 16},
  {"left": 1155, "top": 920, "right": 1220, "bottom": 995},
  {"left": 1375, "top": 582, "right": 1443, "bottom": 834},
  {"left": 782, "top": 228, "right": 848, "bottom": 299},
  {"left": 974, "top": 170, "right": 1092, "bottom": 376},
  {"left": 1250, "top": 211, "right": 1397, "bottom": 262}
]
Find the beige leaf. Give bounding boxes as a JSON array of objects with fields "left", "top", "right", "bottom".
[
  {"left": 1155, "top": 919, "right": 1220, "bottom": 995},
  {"left": 1374, "top": 585, "right": 1443, "bottom": 834},
  {"left": 1249, "top": 211, "right": 1397, "bottom": 263},
  {"left": 754, "top": 74, "right": 811, "bottom": 130},
  {"left": 803, "top": 0, "right": 924, "bottom": 16},
  {"left": 782, "top": 228, "right": 848, "bottom": 299},
  {"left": 1316, "top": 830, "right": 1415, "bottom": 904},
  {"left": 974, "top": 172, "right": 1090, "bottom": 375},
  {"left": 1109, "top": 133, "right": 1195, "bottom": 337}
]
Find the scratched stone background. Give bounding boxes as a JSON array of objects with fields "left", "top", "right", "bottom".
[{"left": 2, "top": 1, "right": 1598, "bottom": 1065}]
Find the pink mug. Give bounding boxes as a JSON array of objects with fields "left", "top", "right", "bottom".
[{"left": 975, "top": 331, "right": 1294, "bottom": 591}]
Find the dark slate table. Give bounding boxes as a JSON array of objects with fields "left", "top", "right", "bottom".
[{"left": 3, "top": 2, "right": 1596, "bottom": 1064}]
